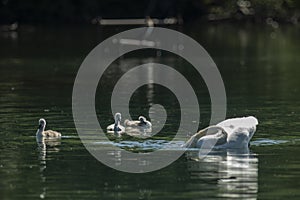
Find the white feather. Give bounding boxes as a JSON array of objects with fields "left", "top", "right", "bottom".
[{"left": 186, "top": 116, "right": 258, "bottom": 149}]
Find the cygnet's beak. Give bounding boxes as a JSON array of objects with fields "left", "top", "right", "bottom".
[{"left": 139, "top": 118, "right": 145, "bottom": 124}]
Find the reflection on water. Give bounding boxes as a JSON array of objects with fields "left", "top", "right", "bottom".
[
  {"left": 186, "top": 149, "right": 258, "bottom": 199},
  {"left": 91, "top": 138, "right": 258, "bottom": 197},
  {"left": 125, "top": 127, "right": 153, "bottom": 138},
  {"left": 37, "top": 138, "right": 61, "bottom": 199}
]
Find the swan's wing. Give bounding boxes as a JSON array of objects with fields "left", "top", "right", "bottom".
[
  {"left": 217, "top": 116, "right": 258, "bottom": 128},
  {"left": 106, "top": 124, "right": 114, "bottom": 131},
  {"left": 217, "top": 116, "right": 258, "bottom": 136},
  {"left": 43, "top": 130, "right": 61, "bottom": 137},
  {"left": 124, "top": 120, "right": 140, "bottom": 127}
]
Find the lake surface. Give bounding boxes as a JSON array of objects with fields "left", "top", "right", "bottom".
[{"left": 0, "top": 24, "right": 300, "bottom": 199}]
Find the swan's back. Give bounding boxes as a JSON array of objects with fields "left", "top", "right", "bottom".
[
  {"left": 43, "top": 130, "right": 61, "bottom": 138},
  {"left": 217, "top": 116, "right": 258, "bottom": 131},
  {"left": 124, "top": 119, "right": 139, "bottom": 127}
]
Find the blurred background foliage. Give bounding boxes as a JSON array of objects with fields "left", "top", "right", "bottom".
[{"left": 0, "top": 0, "right": 299, "bottom": 25}]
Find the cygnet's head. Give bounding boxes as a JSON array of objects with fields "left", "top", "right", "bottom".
[
  {"left": 38, "top": 118, "right": 46, "bottom": 129},
  {"left": 138, "top": 116, "right": 146, "bottom": 123},
  {"left": 114, "top": 113, "right": 122, "bottom": 122}
]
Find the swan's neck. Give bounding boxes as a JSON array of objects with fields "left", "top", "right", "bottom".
[
  {"left": 36, "top": 125, "right": 45, "bottom": 136},
  {"left": 114, "top": 119, "right": 120, "bottom": 129},
  {"left": 184, "top": 125, "right": 227, "bottom": 148},
  {"left": 138, "top": 121, "right": 145, "bottom": 126}
]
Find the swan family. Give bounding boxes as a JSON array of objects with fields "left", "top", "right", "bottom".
[
  {"left": 106, "top": 113, "right": 258, "bottom": 148},
  {"left": 36, "top": 115, "right": 258, "bottom": 149},
  {"left": 107, "top": 113, "right": 152, "bottom": 133}
]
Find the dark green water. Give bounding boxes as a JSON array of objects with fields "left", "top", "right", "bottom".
[{"left": 0, "top": 24, "right": 300, "bottom": 199}]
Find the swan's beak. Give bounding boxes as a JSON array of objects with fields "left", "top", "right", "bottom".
[
  {"left": 139, "top": 118, "right": 146, "bottom": 125},
  {"left": 38, "top": 124, "right": 42, "bottom": 129}
]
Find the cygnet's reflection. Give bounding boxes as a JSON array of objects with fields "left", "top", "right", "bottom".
[
  {"left": 186, "top": 148, "right": 258, "bottom": 199},
  {"left": 125, "top": 126, "right": 153, "bottom": 138},
  {"left": 37, "top": 138, "right": 61, "bottom": 160},
  {"left": 37, "top": 137, "right": 61, "bottom": 199}
]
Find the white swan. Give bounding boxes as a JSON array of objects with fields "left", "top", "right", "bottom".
[
  {"left": 107, "top": 113, "right": 125, "bottom": 133},
  {"left": 36, "top": 118, "right": 61, "bottom": 139},
  {"left": 124, "top": 116, "right": 152, "bottom": 128},
  {"left": 185, "top": 116, "right": 258, "bottom": 149}
]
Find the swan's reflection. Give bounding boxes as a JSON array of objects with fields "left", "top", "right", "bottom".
[
  {"left": 37, "top": 138, "right": 61, "bottom": 161},
  {"left": 125, "top": 127, "right": 153, "bottom": 138},
  {"left": 186, "top": 148, "right": 258, "bottom": 199},
  {"left": 37, "top": 138, "right": 61, "bottom": 199}
]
